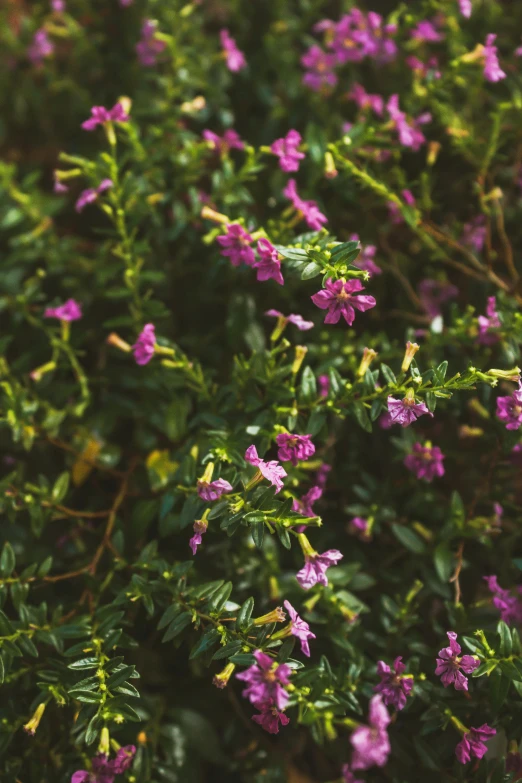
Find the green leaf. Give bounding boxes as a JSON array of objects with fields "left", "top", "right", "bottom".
[
  {"left": 380, "top": 364, "right": 397, "bottom": 386},
  {"left": 236, "top": 598, "right": 255, "bottom": 631},
  {"left": 301, "top": 261, "right": 322, "bottom": 280},
  {"left": 498, "top": 620, "right": 512, "bottom": 657},
  {"left": 489, "top": 667, "right": 510, "bottom": 710},
  {"left": 450, "top": 491, "right": 465, "bottom": 529},
  {"left": 51, "top": 472, "right": 70, "bottom": 503},
  {"left": 251, "top": 520, "right": 265, "bottom": 549},
  {"left": 300, "top": 367, "right": 317, "bottom": 402},
  {"left": 68, "top": 689, "right": 103, "bottom": 704},
  {"left": 352, "top": 402, "right": 372, "bottom": 433},
  {"left": 189, "top": 629, "right": 221, "bottom": 659},
  {"left": 157, "top": 604, "right": 182, "bottom": 631},
  {"left": 0, "top": 543, "right": 15, "bottom": 578},
  {"left": 209, "top": 582, "right": 233, "bottom": 614},
  {"left": 391, "top": 524, "right": 427, "bottom": 554},
  {"left": 433, "top": 544, "right": 453, "bottom": 582},
  {"left": 106, "top": 665, "right": 136, "bottom": 688},
  {"left": 68, "top": 657, "right": 99, "bottom": 671},
  {"left": 276, "top": 525, "right": 291, "bottom": 549},
  {"left": 213, "top": 641, "right": 243, "bottom": 660},
  {"left": 162, "top": 612, "right": 192, "bottom": 642}
]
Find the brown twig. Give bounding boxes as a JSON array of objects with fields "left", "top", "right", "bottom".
[
  {"left": 449, "top": 542, "right": 464, "bottom": 606},
  {"left": 493, "top": 198, "right": 518, "bottom": 283}
]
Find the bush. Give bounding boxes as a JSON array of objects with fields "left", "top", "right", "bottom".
[{"left": 2, "top": 1, "right": 522, "bottom": 781}]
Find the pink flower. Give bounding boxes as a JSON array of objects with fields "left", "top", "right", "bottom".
[
  {"left": 374, "top": 657, "right": 413, "bottom": 710},
  {"left": 236, "top": 650, "right": 291, "bottom": 710},
  {"left": 71, "top": 746, "right": 136, "bottom": 783},
  {"left": 292, "top": 485, "right": 322, "bottom": 520},
  {"left": 301, "top": 46, "right": 338, "bottom": 92},
  {"left": 387, "top": 395, "right": 432, "bottom": 427},
  {"left": 53, "top": 172, "right": 68, "bottom": 194},
  {"left": 44, "top": 299, "right": 82, "bottom": 322},
  {"left": 111, "top": 746, "right": 136, "bottom": 774},
  {"left": 52, "top": 0, "right": 65, "bottom": 10},
  {"left": 276, "top": 433, "right": 315, "bottom": 466},
  {"left": 496, "top": 383, "right": 522, "bottom": 430},
  {"left": 189, "top": 519, "right": 208, "bottom": 555},
  {"left": 253, "top": 239, "right": 284, "bottom": 285},
  {"left": 265, "top": 310, "right": 314, "bottom": 331},
  {"left": 197, "top": 478, "right": 233, "bottom": 501},
  {"left": 410, "top": 20, "right": 443, "bottom": 42},
  {"left": 81, "top": 103, "right": 130, "bottom": 131},
  {"left": 202, "top": 129, "right": 244, "bottom": 154},
  {"left": 484, "top": 576, "right": 522, "bottom": 625},
  {"left": 311, "top": 278, "right": 376, "bottom": 326},
  {"left": 316, "top": 463, "right": 331, "bottom": 488},
  {"left": 435, "top": 631, "right": 479, "bottom": 690},
  {"left": 318, "top": 374, "right": 330, "bottom": 397},
  {"left": 283, "top": 600, "right": 316, "bottom": 657},
  {"left": 404, "top": 443, "right": 445, "bottom": 481},
  {"left": 461, "top": 215, "right": 487, "bottom": 252},
  {"left": 220, "top": 29, "right": 246, "bottom": 72},
  {"left": 28, "top": 30, "right": 54, "bottom": 65},
  {"left": 331, "top": 11, "right": 397, "bottom": 65},
  {"left": 477, "top": 296, "right": 501, "bottom": 344},
  {"left": 418, "top": 278, "right": 458, "bottom": 317},
  {"left": 245, "top": 445, "right": 287, "bottom": 494},
  {"left": 132, "top": 323, "right": 156, "bottom": 366},
  {"left": 483, "top": 34, "right": 506, "bottom": 82},
  {"left": 387, "top": 189, "right": 416, "bottom": 224},
  {"left": 136, "top": 19, "right": 167, "bottom": 67},
  {"left": 349, "top": 517, "right": 371, "bottom": 541},
  {"left": 251, "top": 700, "right": 290, "bottom": 734},
  {"left": 75, "top": 179, "right": 113, "bottom": 213},
  {"left": 342, "top": 765, "right": 363, "bottom": 783},
  {"left": 283, "top": 179, "right": 328, "bottom": 231},
  {"left": 350, "top": 695, "right": 391, "bottom": 770},
  {"left": 459, "top": 0, "right": 472, "bottom": 18},
  {"left": 350, "top": 234, "right": 381, "bottom": 276},
  {"left": 456, "top": 725, "right": 496, "bottom": 764},
  {"left": 271, "top": 130, "right": 305, "bottom": 173},
  {"left": 216, "top": 224, "right": 255, "bottom": 267},
  {"left": 406, "top": 55, "right": 441, "bottom": 80},
  {"left": 296, "top": 548, "right": 343, "bottom": 590},
  {"left": 387, "top": 95, "right": 431, "bottom": 151},
  {"left": 348, "top": 84, "right": 384, "bottom": 116}
]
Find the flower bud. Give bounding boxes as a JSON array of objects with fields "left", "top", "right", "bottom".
[
  {"left": 106, "top": 333, "right": 132, "bottom": 353},
  {"left": 324, "top": 151, "right": 338, "bottom": 179},
  {"left": 401, "top": 341, "right": 420, "bottom": 372},
  {"left": 357, "top": 347, "right": 377, "bottom": 377},
  {"left": 292, "top": 345, "right": 308, "bottom": 374},
  {"left": 30, "top": 361, "right": 56, "bottom": 382},
  {"left": 252, "top": 607, "right": 286, "bottom": 626},
  {"left": 98, "top": 727, "right": 110, "bottom": 755},
  {"left": 23, "top": 702, "right": 46, "bottom": 736},
  {"left": 486, "top": 367, "right": 521, "bottom": 383},
  {"left": 200, "top": 205, "right": 229, "bottom": 224},
  {"left": 212, "top": 662, "right": 236, "bottom": 689},
  {"left": 427, "top": 141, "right": 441, "bottom": 166}
]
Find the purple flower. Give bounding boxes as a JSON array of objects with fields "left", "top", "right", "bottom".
[
  {"left": 75, "top": 179, "right": 113, "bottom": 213},
  {"left": 461, "top": 215, "right": 486, "bottom": 252},
  {"left": 189, "top": 519, "right": 208, "bottom": 555},
  {"left": 283, "top": 179, "right": 328, "bottom": 231},
  {"left": 283, "top": 600, "right": 316, "bottom": 657},
  {"left": 483, "top": 34, "right": 506, "bottom": 82},
  {"left": 406, "top": 55, "right": 441, "bottom": 80},
  {"left": 330, "top": 11, "right": 397, "bottom": 65},
  {"left": 220, "top": 29, "right": 246, "bottom": 72},
  {"left": 52, "top": 0, "right": 65, "bottom": 10},
  {"left": 348, "top": 84, "right": 384, "bottom": 116},
  {"left": 271, "top": 130, "right": 305, "bottom": 173},
  {"left": 318, "top": 375, "right": 330, "bottom": 397},
  {"left": 410, "top": 20, "right": 443, "bottom": 42},
  {"left": 28, "top": 29, "right": 54, "bottom": 65},
  {"left": 311, "top": 278, "right": 376, "bottom": 326},
  {"left": 477, "top": 296, "right": 501, "bottom": 344},
  {"left": 265, "top": 310, "right": 314, "bottom": 331},
  {"left": 44, "top": 299, "right": 82, "bottom": 322},
  {"left": 111, "top": 746, "right": 136, "bottom": 774},
  {"left": 251, "top": 700, "right": 290, "bottom": 734},
  {"left": 387, "top": 189, "right": 416, "bottom": 224},
  {"left": 350, "top": 695, "right": 391, "bottom": 770},
  {"left": 374, "top": 657, "right": 413, "bottom": 710},
  {"left": 386, "top": 395, "right": 432, "bottom": 427},
  {"left": 53, "top": 172, "right": 68, "bottom": 194},
  {"left": 197, "top": 478, "right": 233, "bottom": 501},
  {"left": 202, "top": 129, "right": 244, "bottom": 154},
  {"left": 81, "top": 103, "right": 130, "bottom": 131},
  {"left": 276, "top": 433, "right": 315, "bottom": 466},
  {"left": 342, "top": 765, "right": 363, "bottom": 783},
  {"left": 71, "top": 745, "right": 136, "bottom": 783},
  {"left": 216, "top": 224, "right": 255, "bottom": 267},
  {"left": 236, "top": 650, "right": 291, "bottom": 710},
  {"left": 301, "top": 46, "right": 338, "bottom": 92},
  {"left": 404, "top": 443, "right": 445, "bottom": 482},
  {"left": 418, "top": 279, "right": 458, "bottom": 317},
  {"left": 296, "top": 548, "right": 343, "bottom": 590},
  {"left": 136, "top": 19, "right": 167, "bottom": 67},
  {"left": 253, "top": 239, "right": 284, "bottom": 285},
  {"left": 292, "top": 485, "right": 322, "bottom": 525},
  {"left": 484, "top": 576, "right": 522, "bottom": 625},
  {"left": 387, "top": 95, "right": 431, "bottom": 151},
  {"left": 455, "top": 725, "right": 496, "bottom": 764},
  {"left": 496, "top": 384, "right": 522, "bottom": 430},
  {"left": 435, "top": 631, "right": 479, "bottom": 690},
  {"left": 350, "top": 233, "right": 381, "bottom": 276},
  {"left": 132, "top": 323, "right": 156, "bottom": 366},
  {"left": 349, "top": 517, "right": 371, "bottom": 541},
  {"left": 245, "top": 445, "right": 287, "bottom": 494},
  {"left": 316, "top": 463, "right": 331, "bottom": 488},
  {"left": 459, "top": 0, "right": 472, "bottom": 18}
]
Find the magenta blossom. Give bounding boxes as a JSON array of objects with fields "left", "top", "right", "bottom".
[
  {"left": 461, "top": 215, "right": 486, "bottom": 252},
  {"left": 236, "top": 650, "right": 291, "bottom": 710},
  {"left": 435, "top": 631, "right": 479, "bottom": 690},
  {"left": 330, "top": 10, "right": 397, "bottom": 65},
  {"left": 406, "top": 55, "right": 441, "bottom": 80},
  {"left": 245, "top": 445, "right": 287, "bottom": 494},
  {"left": 52, "top": 0, "right": 65, "bottom": 10},
  {"left": 197, "top": 478, "right": 233, "bottom": 501},
  {"left": 342, "top": 765, "right": 363, "bottom": 783},
  {"left": 220, "top": 29, "right": 246, "bottom": 72},
  {"left": 71, "top": 746, "right": 136, "bottom": 783},
  {"left": 216, "top": 224, "right": 255, "bottom": 267},
  {"left": 132, "top": 323, "right": 156, "bottom": 366},
  {"left": 28, "top": 30, "right": 54, "bottom": 65},
  {"left": 44, "top": 299, "right": 82, "bottom": 322},
  {"left": 387, "top": 189, "right": 416, "bottom": 224},
  {"left": 75, "top": 179, "right": 113, "bottom": 213},
  {"left": 283, "top": 179, "right": 328, "bottom": 231},
  {"left": 387, "top": 95, "right": 431, "bottom": 151},
  {"left": 477, "top": 296, "right": 501, "bottom": 344},
  {"left": 348, "top": 84, "right": 384, "bottom": 116},
  {"left": 387, "top": 394, "right": 432, "bottom": 427},
  {"left": 410, "top": 20, "right": 443, "bottom": 42},
  {"left": 318, "top": 374, "right": 330, "bottom": 397},
  {"left": 189, "top": 519, "right": 208, "bottom": 555},
  {"left": 292, "top": 485, "right": 322, "bottom": 523},
  {"left": 136, "top": 19, "right": 167, "bottom": 67},
  {"left": 349, "top": 517, "right": 371, "bottom": 541},
  {"left": 350, "top": 695, "right": 391, "bottom": 770},
  {"left": 456, "top": 725, "right": 496, "bottom": 764},
  {"left": 311, "top": 278, "right": 376, "bottom": 326},
  {"left": 301, "top": 46, "right": 338, "bottom": 92},
  {"left": 418, "top": 279, "right": 458, "bottom": 317},
  {"left": 81, "top": 103, "right": 130, "bottom": 131},
  {"left": 484, "top": 576, "right": 522, "bottom": 625},
  {"left": 271, "top": 130, "right": 305, "bottom": 172},
  {"left": 496, "top": 383, "right": 522, "bottom": 430},
  {"left": 316, "top": 463, "right": 331, "bottom": 488},
  {"left": 350, "top": 234, "right": 381, "bottom": 276},
  {"left": 374, "top": 657, "right": 413, "bottom": 710},
  {"left": 202, "top": 129, "right": 244, "bottom": 154},
  {"left": 283, "top": 600, "right": 316, "bottom": 657},
  {"left": 483, "top": 34, "right": 506, "bottom": 82},
  {"left": 251, "top": 700, "right": 290, "bottom": 734},
  {"left": 53, "top": 172, "right": 68, "bottom": 194},
  {"left": 459, "top": 0, "right": 472, "bottom": 18},
  {"left": 404, "top": 443, "right": 445, "bottom": 482},
  {"left": 265, "top": 310, "right": 314, "bottom": 331},
  {"left": 296, "top": 546, "right": 343, "bottom": 590},
  {"left": 253, "top": 239, "right": 284, "bottom": 285},
  {"left": 276, "top": 433, "right": 315, "bottom": 466}
]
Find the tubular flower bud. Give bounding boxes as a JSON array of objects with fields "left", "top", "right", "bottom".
[
  {"left": 357, "top": 347, "right": 378, "bottom": 377},
  {"left": 401, "top": 341, "right": 420, "bottom": 372}
]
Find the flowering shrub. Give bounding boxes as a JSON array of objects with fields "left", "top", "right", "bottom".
[{"left": 2, "top": 0, "right": 522, "bottom": 781}]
